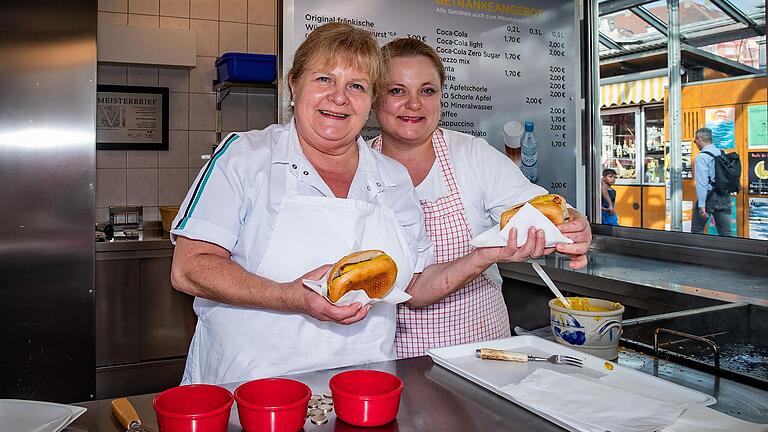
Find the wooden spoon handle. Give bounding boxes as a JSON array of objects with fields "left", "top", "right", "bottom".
[{"left": 111, "top": 397, "right": 141, "bottom": 429}]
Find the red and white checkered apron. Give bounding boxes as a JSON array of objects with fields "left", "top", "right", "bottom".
[{"left": 372, "top": 129, "right": 510, "bottom": 358}]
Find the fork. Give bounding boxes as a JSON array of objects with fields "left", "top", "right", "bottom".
[{"left": 476, "top": 348, "right": 584, "bottom": 368}]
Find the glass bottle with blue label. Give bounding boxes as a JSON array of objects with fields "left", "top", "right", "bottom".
[{"left": 520, "top": 121, "right": 538, "bottom": 182}]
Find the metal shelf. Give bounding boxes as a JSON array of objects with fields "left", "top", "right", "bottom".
[{"left": 213, "top": 80, "right": 277, "bottom": 144}]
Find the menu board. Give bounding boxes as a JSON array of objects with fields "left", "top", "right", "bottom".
[{"left": 282, "top": 0, "right": 579, "bottom": 204}]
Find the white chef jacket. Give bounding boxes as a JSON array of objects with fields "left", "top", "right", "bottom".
[
  {"left": 373, "top": 128, "right": 548, "bottom": 286},
  {"left": 171, "top": 120, "right": 434, "bottom": 274}
]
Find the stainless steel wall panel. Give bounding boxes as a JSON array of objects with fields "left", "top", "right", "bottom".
[
  {"left": 0, "top": 0, "right": 97, "bottom": 402},
  {"left": 95, "top": 260, "right": 141, "bottom": 367},
  {"left": 139, "top": 257, "right": 195, "bottom": 361}
]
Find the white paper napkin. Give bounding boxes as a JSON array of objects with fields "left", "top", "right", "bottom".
[
  {"left": 471, "top": 203, "right": 573, "bottom": 248},
  {"left": 662, "top": 403, "right": 768, "bottom": 432},
  {"left": 302, "top": 270, "right": 411, "bottom": 306},
  {"left": 500, "top": 369, "right": 686, "bottom": 432}
]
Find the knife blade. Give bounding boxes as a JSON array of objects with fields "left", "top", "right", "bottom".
[{"left": 111, "top": 398, "right": 151, "bottom": 432}]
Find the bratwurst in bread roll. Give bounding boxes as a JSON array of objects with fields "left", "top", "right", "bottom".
[
  {"left": 327, "top": 250, "right": 398, "bottom": 303},
  {"left": 500, "top": 194, "right": 569, "bottom": 229}
]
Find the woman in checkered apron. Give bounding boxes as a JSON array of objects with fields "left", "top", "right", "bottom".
[{"left": 370, "top": 38, "right": 592, "bottom": 358}]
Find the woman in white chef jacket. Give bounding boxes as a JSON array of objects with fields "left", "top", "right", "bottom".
[
  {"left": 370, "top": 38, "right": 593, "bottom": 358},
  {"left": 169, "top": 23, "right": 547, "bottom": 385}
]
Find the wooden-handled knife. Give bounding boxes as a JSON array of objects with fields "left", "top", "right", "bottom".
[{"left": 111, "top": 398, "right": 151, "bottom": 432}]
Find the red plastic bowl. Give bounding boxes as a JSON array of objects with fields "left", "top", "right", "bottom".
[
  {"left": 152, "top": 384, "right": 233, "bottom": 432},
  {"left": 235, "top": 378, "right": 311, "bottom": 432},
  {"left": 330, "top": 370, "right": 403, "bottom": 427}
]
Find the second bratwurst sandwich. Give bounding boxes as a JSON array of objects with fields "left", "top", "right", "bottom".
[
  {"left": 327, "top": 250, "right": 398, "bottom": 303},
  {"left": 500, "top": 194, "right": 569, "bottom": 229}
]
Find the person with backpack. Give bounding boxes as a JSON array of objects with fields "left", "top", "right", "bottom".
[{"left": 692, "top": 127, "right": 740, "bottom": 236}]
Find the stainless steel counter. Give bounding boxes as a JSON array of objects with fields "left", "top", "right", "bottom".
[
  {"left": 499, "top": 248, "right": 768, "bottom": 307},
  {"left": 95, "top": 231, "right": 767, "bottom": 307},
  {"left": 68, "top": 349, "right": 768, "bottom": 431},
  {"left": 95, "top": 229, "right": 173, "bottom": 253}
]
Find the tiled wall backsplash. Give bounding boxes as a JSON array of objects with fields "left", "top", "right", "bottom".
[{"left": 96, "top": 0, "right": 278, "bottom": 223}]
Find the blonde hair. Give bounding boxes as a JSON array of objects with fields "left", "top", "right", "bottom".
[
  {"left": 287, "top": 22, "right": 385, "bottom": 101},
  {"left": 381, "top": 38, "right": 446, "bottom": 86}
]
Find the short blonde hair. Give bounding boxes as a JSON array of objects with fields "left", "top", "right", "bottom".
[
  {"left": 287, "top": 23, "right": 385, "bottom": 101},
  {"left": 381, "top": 38, "right": 446, "bottom": 86}
]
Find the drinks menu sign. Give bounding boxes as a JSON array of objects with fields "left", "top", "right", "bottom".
[{"left": 281, "top": 0, "right": 579, "bottom": 204}]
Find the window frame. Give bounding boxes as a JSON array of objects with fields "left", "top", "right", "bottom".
[{"left": 584, "top": 0, "right": 768, "bottom": 269}]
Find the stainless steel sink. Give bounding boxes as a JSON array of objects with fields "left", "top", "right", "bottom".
[{"left": 621, "top": 303, "right": 768, "bottom": 389}]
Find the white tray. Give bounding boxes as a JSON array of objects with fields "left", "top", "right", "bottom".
[
  {"left": 0, "top": 399, "right": 87, "bottom": 432},
  {"left": 427, "top": 335, "right": 716, "bottom": 432}
]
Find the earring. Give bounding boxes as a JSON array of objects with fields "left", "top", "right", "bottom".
[{"left": 290, "top": 100, "right": 294, "bottom": 107}]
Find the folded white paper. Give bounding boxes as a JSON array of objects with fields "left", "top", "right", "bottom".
[
  {"left": 662, "top": 403, "right": 768, "bottom": 432},
  {"left": 471, "top": 203, "right": 573, "bottom": 248},
  {"left": 500, "top": 369, "right": 686, "bottom": 432},
  {"left": 302, "top": 270, "right": 411, "bottom": 306}
]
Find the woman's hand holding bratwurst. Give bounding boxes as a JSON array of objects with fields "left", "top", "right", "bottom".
[
  {"left": 555, "top": 208, "right": 592, "bottom": 269},
  {"left": 288, "top": 265, "right": 370, "bottom": 325}
]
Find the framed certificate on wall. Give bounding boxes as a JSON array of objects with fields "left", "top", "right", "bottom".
[{"left": 96, "top": 85, "right": 169, "bottom": 150}]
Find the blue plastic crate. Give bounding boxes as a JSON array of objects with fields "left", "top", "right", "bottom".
[{"left": 215, "top": 53, "right": 276, "bottom": 83}]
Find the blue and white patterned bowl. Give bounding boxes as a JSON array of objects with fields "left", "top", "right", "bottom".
[{"left": 549, "top": 297, "right": 625, "bottom": 360}]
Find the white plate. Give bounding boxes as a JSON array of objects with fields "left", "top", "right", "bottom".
[
  {"left": 427, "top": 335, "right": 716, "bottom": 432},
  {"left": 0, "top": 399, "right": 87, "bottom": 432}
]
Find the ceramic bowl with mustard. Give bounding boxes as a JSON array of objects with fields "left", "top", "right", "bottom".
[{"left": 549, "top": 297, "right": 625, "bottom": 360}]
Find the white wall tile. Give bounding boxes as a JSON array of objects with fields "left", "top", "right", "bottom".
[
  {"left": 247, "top": 0, "right": 274, "bottom": 25},
  {"left": 190, "top": 19, "right": 219, "bottom": 56},
  {"left": 143, "top": 206, "right": 160, "bottom": 221},
  {"left": 99, "top": 0, "right": 128, "bottom": 13},
  {"left": 127, "top": 66, "right": 159, "bottom": 85},
  {"left": 220, "top": 0, "right": 247, "bottom": 23},
  {"left": 159, "top": 68, "right": 190, "bottom": 92},
  {"left": 219, "top": 22, "right": 247, "bottom": 54},
  {"left": 189, "top": 93, "right": 216, "bottom": 130},
  {"left": 222, "top": 93, "right": 247, "bottom": 132},
  {"left": 128, "top": 13, "right": 160, "bottom": 27},
  {"left": 96, "top": 169, "right": 127, "bottom": 207},
  {"left": 160, "top": 16, "right": 190, "bottom": 28},
  {"left": 189, "top": 131, "right": 216, "bottom": 168},
  {"left": 169, "top": 92, "right": 190, "bottom": 129},
  {"left": 97, "top": 150, "right": 127, "bottom": 168},
  {"left": 129, "top": 0, "right": 159, "bottom": 15},
  {"left": 98, "top": 65, "right": 127, "bottom": 85},
  {"left": 247, "top": 92, "right": 277, "bottom": 130},
  {"left": 190, "top": 56, "right": 216, "bottom": 93},
  {"left": 95, "top": 207, "right": 110, "bottom": 223},
  {"left": 191, "top": 0, "right": 219, "bottom": 20},
  {"left": 98, "top": 12, "right": 128, "bottom": 25},
  {"left": 160, "top": 0, "right": 189, "bottom": 17},
  {"left": 247, "top": 24, "right": 275, "bottom": 54},
  {"left": 127, "top": 150, "right": 159, "bottom": 168},
  {"left": 159, "top": 130, "right": 189, "bottom": 167},
  {"left": 127, "top": 168, "right": 159, "bottom": 206},
  {"left": 159, "top": 168, "right": 192, "bottom": 206},
  {"left": 95, "top": 0, "right": 279, "bottom": 222}
]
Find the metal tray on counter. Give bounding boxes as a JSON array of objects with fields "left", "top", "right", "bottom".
[{"left": 427, "top": 335, "right": 716, "bottom": 432}]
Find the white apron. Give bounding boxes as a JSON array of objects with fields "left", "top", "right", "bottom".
[{"left": 181, "top": 154, "right": 417, "bottom": 384}]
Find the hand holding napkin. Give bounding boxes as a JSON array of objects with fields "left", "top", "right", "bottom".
[
  {"left": 303, "top": 270, "right": 411, "bottom": 306},
  {"left": 471, "top": 203, "right": 573, "bottom": 248}
]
